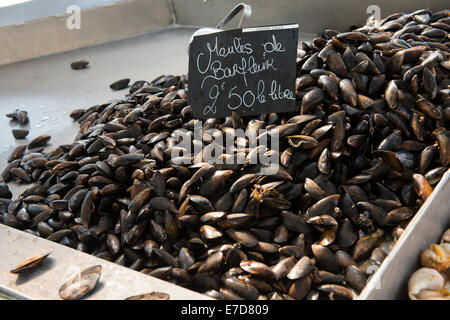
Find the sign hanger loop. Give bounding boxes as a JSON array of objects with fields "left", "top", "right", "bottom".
[
  {"left": 188, "top": 3, "right": 252, "bottom": 48},
  {"left": 216, "top": 3, "right": 252, "bottom": 30}
]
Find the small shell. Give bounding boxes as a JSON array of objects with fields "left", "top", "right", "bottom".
[
  {"left": 408, "top": 267, "right": 445, "bottom": 300},
  {"left": 110, "top": 78, "right": 130, "bottom": 91},
  {"left": 286, "top": 135, "right": 318, "bottom": 149},
  {"left": 420, "top": 244, "right": 450, "bottom": 272},
  {"left": 59, "top": 265, "right": 102, "bottom": 300},
  {"left": 441, "top": 229, "right": 450, "bottom": 244},
  {"left": 287, "top": 256, "right": 314, "bottom": 280},
  {"left": 70, "top": 60, "right": 89, "bottom": 70},
  {"left": 125, "top": 292, "right": 170, "bottom": 300},
  {"left": 10, "top": 252, "right": 51, "bottom": 274}
]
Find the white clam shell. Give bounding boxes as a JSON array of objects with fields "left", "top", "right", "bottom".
[{"left": 408, "top": 267, "right": 445, "bottom": 300}]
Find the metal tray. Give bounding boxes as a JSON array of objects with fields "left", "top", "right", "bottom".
[
  {"left": 0, "top": 1, "right": 449, "bottom": 300},
  {"left": 0, "top": 224, "right": 210, "bottom": 300},
  {"left": 359, "top": 170, "right": 450, "bottom": 300}
]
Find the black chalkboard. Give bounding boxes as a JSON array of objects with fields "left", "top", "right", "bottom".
[{"left": 188, "top": 24, "right": 299, "bottom": 119}]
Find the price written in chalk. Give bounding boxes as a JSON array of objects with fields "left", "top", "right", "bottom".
[{"left": 188, "top": 24, "right": 299, "bottom": 119}]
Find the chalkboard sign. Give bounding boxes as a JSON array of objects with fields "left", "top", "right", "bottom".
[{"left": 188, "top": 24, "right": 299, "bottom": 119}]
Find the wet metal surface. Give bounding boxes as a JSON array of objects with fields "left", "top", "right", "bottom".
[
  {"left": 0, "top": 224, "right": 210, "bottom": 300},
  {"left": 0, "top": 26, "right": 195, "bottom": 196}
]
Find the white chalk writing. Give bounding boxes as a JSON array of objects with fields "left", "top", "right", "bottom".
[{"left": 193, "top": 29, "right": 296, "bottom": 117}]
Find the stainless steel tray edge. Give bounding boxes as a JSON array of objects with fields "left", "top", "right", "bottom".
[
  {"left": 0, "top": 224, "right": 211, "bottom": 300},
  {"left": 358, "top": 169, "right": 450, "bottom": 300},
  {"left": 0, "top": 0, "right": 173, "bottom": 66}
]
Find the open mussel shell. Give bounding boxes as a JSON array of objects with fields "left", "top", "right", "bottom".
[
  {"left": 10, "top": 252, "right": 52, "bottom": 274},
  {"left": 59, "top": 265, "right": 102, "bottom": 300},
  {"left": 125, "top": 292, "right": 170, "bottom": 300},
  {"left": 286, "top": 135, "right": 318, "bottom": 149}
]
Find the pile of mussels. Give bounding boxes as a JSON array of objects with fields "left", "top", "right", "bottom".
[{"left": 1, "top": 9, "right": 450, "bottom": 300}]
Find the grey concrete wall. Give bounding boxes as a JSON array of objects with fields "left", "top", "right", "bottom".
[
  {"left": 172, "top": 0, "right": 448, "bottom": 33},
  {"left": 0, "top": 0, "right": 118, "bottom": 27},
  {"left": 0, "top": 0, "right": 172, "bottom": 66}
]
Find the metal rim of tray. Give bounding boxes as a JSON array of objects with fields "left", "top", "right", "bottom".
[{"left": 358, "top": 169, "right": 450, "bottom": 300}]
